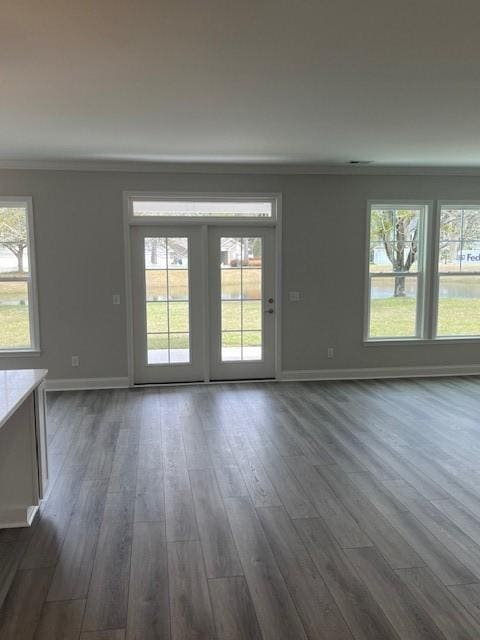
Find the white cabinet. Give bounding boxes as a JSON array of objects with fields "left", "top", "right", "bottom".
[{"left": 0, "top": 370, "right": 48, "bottom": 528}]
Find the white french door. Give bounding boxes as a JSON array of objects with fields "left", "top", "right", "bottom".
[
  {"left": 132, "top": 226, "right": 205, "bottom": 383},
  {"left": 131, "top": 225, "right": 276, "bottom": 384},
  {"left": 208, "top": 227, "right": 276, "bottom": 380}
]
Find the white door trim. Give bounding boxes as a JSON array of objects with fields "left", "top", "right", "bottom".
[{"left": 123, "top": 191, "right": 282, "bottom": 386}]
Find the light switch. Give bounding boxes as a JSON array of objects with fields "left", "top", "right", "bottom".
[
  {"left": 289, "top": 291, "right": 301, "bottom": 301},
  {"left": 113, "top": 294, "right": 121, "bottom": 305}
]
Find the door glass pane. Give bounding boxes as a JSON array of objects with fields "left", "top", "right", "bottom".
[
  {"left": 221, "top": 269, "right": 241, "bottom": 299},
  {"left": 437, "top": 275, "right": 480, "bottom": 336},
  {"left": 242, "top": 269, "right": 261, "bottom": 299},
  {"left": 0, "top": 281, "right": 31, "bottom": 348},
  {"left": 369, "top": 276, "right": 418, "bottom": 338},
  {"left": 242, "top": 300, "right": 262, "bottom": 330},
  {"left": 221, "top": 331, "right": 242, "bottom": 361},
  {"left": 146, "top": 301, "right": 168, "bottom": 333},
  {"left": 169, "top": 333, "right": 190, "bottom": 363},
  {"left": 145, "top": 270, "right": 167, "bottom": 300},
  {"left": 168, "top": 270, "right": 189, "bottom": 300},
  {"left": 220, "top": 237, "right": 262, "bottom": 361},
  {"left": 144, "top": 237, "right": 190, "bottom": 364},
  {"left": 222, "top": 301, "right": 242, "bottom": 330},
  {"left": 243, "top": 331, "right": 262, "bottom": 360},
  {"left": 169, "top": 301, "right": 189, "bottom": 332}
]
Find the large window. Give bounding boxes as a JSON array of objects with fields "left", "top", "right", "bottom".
[
  {"left": 367, "top": 204, "right": 426, "bottom": 339},
  {"left": 0, "top": 198, "right": 39, "bottom": 352},
  {"left": 366, "top": 201, "right": 480, "bottom": 342},
  {"left": 437, "top": 205, "right": 480, "bottom": 337}
]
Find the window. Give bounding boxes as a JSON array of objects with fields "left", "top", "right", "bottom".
[
  {"left": 0, "top": 198, "right": 39, "bottom": 352},
  {"left": 132, "top": 199, "right": 273, "bottom": 218},
  {"left": 366, "top": 201, "right": 480, "bottom": 342},
  {"left": 366, "top": 203, "right": 427, "bottom": 340},
  {"left": 437, "top": 205, "right": 480, "bottom": 337}
]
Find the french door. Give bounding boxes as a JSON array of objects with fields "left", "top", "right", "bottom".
[
  {"left": 208, "top": 227, "right": 276, "bottom": 380},
  {"left": 131, "top": 225, "right": 276, "bottom": 384}
]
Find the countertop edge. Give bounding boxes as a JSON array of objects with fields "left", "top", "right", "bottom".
[{"left": 0, "top": 369, "right": 48, "bottom": 431}]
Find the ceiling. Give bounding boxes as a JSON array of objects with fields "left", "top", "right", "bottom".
[{"left": 2, "top": 0, "right": 480, "bottom": 167}]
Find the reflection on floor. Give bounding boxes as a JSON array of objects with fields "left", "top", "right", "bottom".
[{"left": 2, "top": 378, "right": 480, "bottom": 639}]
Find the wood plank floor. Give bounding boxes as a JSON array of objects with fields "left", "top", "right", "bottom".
[{"left": 2, "top": 378, "right": 480, "bottom": 638}]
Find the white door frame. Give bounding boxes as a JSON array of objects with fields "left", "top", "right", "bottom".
[{"left": 123, "top": 191, "right": 283, "bottom": 386}]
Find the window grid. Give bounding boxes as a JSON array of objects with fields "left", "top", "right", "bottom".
[
  {"left": 221, "top": 237, "right": 262, "bottom": 362},
  {"left": 145, "top": 237, "right": 191, "bottom": 365}
]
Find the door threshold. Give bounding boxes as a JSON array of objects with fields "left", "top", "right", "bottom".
[{"left": 133, "top": 377, "right": 276, "bottom": 388}]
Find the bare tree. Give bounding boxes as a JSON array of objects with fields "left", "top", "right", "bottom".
[
  {"left": 371, "top": 209, "right": 418, "bottom": 296},
  {"left": 0, "top": 208, "right": 28, "bottom": 273}
]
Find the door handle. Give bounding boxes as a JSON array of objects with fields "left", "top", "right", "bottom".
[{"left": 265, "top": 308, "right": 275, "bottom": 314}]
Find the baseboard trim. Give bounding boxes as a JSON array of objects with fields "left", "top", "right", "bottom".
[
  {"left": 45, "top": 377, "right": 130, "bottom": 391},
  {"left": 45, "top": 366, "right": 480, "bottom": 390},
  {"left": 0, "top": 505, "right": 38, "bottom": 528},
  {"left": 280, "top": 364, "right": 480, "bottom": 382}
]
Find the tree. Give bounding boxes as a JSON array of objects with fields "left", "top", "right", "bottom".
[
  {"left": 370, "top": 209, "right": 418, "bottom": 297},
  {"left": 144, "top": 238, "right": 166, "bottom": 266},
  {"left": 0, "top": 208, "right": 28, "bottom": 273},
  {"left": 438, "top": 208, "right": 480, "bottom": 265}
]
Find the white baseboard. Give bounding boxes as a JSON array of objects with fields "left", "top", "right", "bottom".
[
  {"left": 44, "top": 367, "right": 480, "bottom": 391},
  {"left": 45, "top": 377, "right": 130, "bottom": 391},
  {"left": 280, "top": 364, "right": 480, "bottom": 382},
  {"left": 0, "top": 505, "right": 38, "bottom": 528}
]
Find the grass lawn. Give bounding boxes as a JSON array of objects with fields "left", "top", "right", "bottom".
[
  {"left": 146, "top": 267, "right": 262, "bottom": 348},
  {"left": 147, "top": 299, "right": 261, "bottom": 348},
  {"left": 5, "top": 270, "right": 479, "bottom": 350},
  {"left": 370, "top": 296, "right": 480, "bottom": 337},
  {"left": 0, "top": 281, "right": 31, "bottom": 348}
]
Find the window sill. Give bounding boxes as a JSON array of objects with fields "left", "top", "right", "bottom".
[
  {"left": 0, "top": 349, "right": 41, "bottom": 357},
  {"left": 364, "top": 338, "right": 480, "bottom": 346}
]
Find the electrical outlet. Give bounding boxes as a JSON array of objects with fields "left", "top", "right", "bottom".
[
  {"left": 71, "top": 355, "right": 80, "bottom": 367},
  {"left": 113, "top": 294, "right": 120, "bottom": 305},
  {"left": 327, "top": 347, "right": 334, "bottom": 359}
]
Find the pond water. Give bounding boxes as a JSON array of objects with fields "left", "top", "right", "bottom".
[{"left": 373, "top": 279, "right": 480, "bottom": 299}]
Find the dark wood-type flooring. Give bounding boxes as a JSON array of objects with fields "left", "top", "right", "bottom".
[{"left": 2, "top": 378, "right": 480, "bottom": 638}]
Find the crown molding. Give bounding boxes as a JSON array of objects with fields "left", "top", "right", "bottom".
[{"left": 1, "top": 159, "right": 480, "bottom": 176}]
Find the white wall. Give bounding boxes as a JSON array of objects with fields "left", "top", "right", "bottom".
[{"left": 1, "top": 168, "right": 480, "bottom": 381}]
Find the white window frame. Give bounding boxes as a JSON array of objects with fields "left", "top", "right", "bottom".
[
  {"left": 125, "top": 191, "right": 278, "bottom": 226},
  {"left": 0, "top": 196, "right": 40, "bottom": 355},
  {"left": 433, "top": 201, "right": 480, "bottom": 340},
  {"left": 364, "top": 200, "right": 432, "bottom": 343}
]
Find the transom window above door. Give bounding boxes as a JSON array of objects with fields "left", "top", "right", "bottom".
[{"left": 126, "top": 193, "right": 278, "bottom": 223}]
